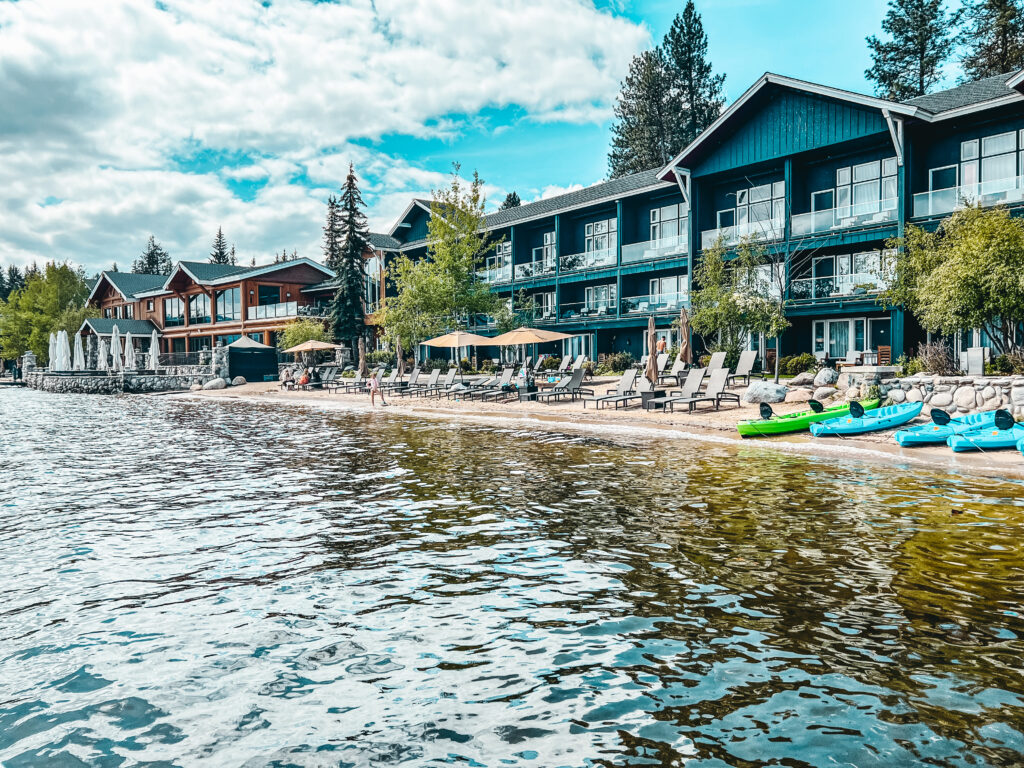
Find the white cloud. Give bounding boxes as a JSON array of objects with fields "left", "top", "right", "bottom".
[
  {"left": 0, "top": 0, "right": 649, "bottom": 271},
  {"left": 537, "top": 182, "right": 587, "bottom": 201}
]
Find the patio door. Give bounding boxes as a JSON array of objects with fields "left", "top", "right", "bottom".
[
  {"left": 564, "top": 333, "right": 593, "bottom": 360},
  {"left": 869, "top": 318, "right": 891, "bottom": 350}
]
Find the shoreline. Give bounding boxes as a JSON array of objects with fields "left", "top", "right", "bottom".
[{"left": 179, "top": 381, "right": 1024, "bottom": 483}]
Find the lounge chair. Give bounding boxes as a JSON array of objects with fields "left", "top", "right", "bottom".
[
  {"left": 583, "top": 369, "right": 638, "bottom": 409},
  {"left": 728, "top": 350, "right": 765, "bottom": 386},
  {"left": 419, "top": 367, "right": 458, "bottom": 397},
  {"left": 644, "top": 367, "right": 707, "bottom": 411},
  {"left": 656, "top": 353, "right": 669, "bottom": 375},
  {"left": 557, "top": 355, "right": 573, "bottom": 373},
  {"left": 571, "top": 354, "right": 587, "bottom": 370},
  {"left": 664, "top": 368, "right": 740, "bottom": 413},
  {"left": 366, "top": 368, "right": 400, "bottom": 393},
  {"left": 335, "top": 369, "right": 366, "bottom": 393},
  {"left": 532, "top": 367, "right": 592, "bottom": 403},
  {"left": 466, "top": 367, "right": 515, "bottom": 400},
  {"left": 596, "top": 375, "right": 654, "bottom": 409},
  {"left": 394, "top": 367, "right": 440, "bottom": 397},
  {"left": 706, "top": 351, "right": 727, "bottom": 372},
  {"left": 447, "top": 371, "right": 498, "bottom": 400},
  {"left": 659, "top": 358, "right": 686, "bottom": 386},
  {"left": 384, "top": 367, "right": 418, "bottom": 393}
]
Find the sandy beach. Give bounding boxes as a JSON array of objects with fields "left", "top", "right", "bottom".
[{"left": 186, "top": 377, "right": 1024, "bottom": 481}]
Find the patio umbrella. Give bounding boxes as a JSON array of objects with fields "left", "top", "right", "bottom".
[
  {"left": 149, "top": 330, "right": 160, "bottom": 371},
  {"left": 57, "top": 330, "right": 71, "bottom": 371},
  {"left": 73, "top": 332, "right": 85, "bottom": 371},
  {"left": 422, "top": 331, "right": 492, "bottom": 381},
  {"left": 677, "top": 307, "right": 692, "bottom": 365},
  {"left": 282, "top": 340, "right": 338, "bottom": 354},
  {"left": 645, "top": 316, "right": 658, "bottom": 386},
  {"left": 48, "top": 332, "right": 56, "bottom": 369},
  {"left": 97, "top": 338, "right": 109, "bottom": 372},
  {"left": 489, "top": 327, "right": 574, "bottom": 346},
  {"left": 124, "top": 332, "right": 137, "bottom": 369},
  {"left": 110, "top": 325, "right": 122, "bottom": 371}
]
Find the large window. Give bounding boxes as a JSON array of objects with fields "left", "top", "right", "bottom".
[
  {"left": 650, "top": 202, "right": 687, "bottom": 243},
  {"left": 584, "top": 217, "right": 616, "bottom": 253},
  {"left": 216, "top": 334, "right": 241, "bottom": 346},
  {"left": 717, "top": 180, "right": 785, "bottom": 237},
  {"left": 257, "top": 285, "right": 281, "bottom": 306},
  {"left": 123, "top": 304, "right": 134, "bottom": 319},
  {"left": 365, "top": 255, "right": 382, "bottom": 313},
  {"left": 834, "top": 157, "right": 897, "bottom": 216},
  {"left": 164, "top": 297, "right": 184, "bottom": 327},
  {"left": 540, "top": 291, "right": 556, "bottom": 319},
  {"left": 215, "top": 287, "right": 241, "bottom": 322},
  {"left": 584, "top": 284, "right": 616, "bottom": 313},
  {"left": 188, "top": 294, "right": 210, "bottom": 325}
]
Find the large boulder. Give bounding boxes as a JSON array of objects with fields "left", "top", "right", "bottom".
[
  {"left": 906, "top": 388, "right": 924, "bottom": 403},
  {"left": 814, "top": 386, "right": 838, "bottom": 401},
  {"left": 1011, "top": 386, "right": 1024, "bottom": 406},
  {"left": 954, "top": 386, "right": 977, "bottom": 409},
  {"left": 785, "top": 388, "right": 813, "bottom": 403},
  {"left": 743, "top": 381, "right": 789, "bottom": 404},
  {"left": 202, "top": 377, "right": 227, "bottom": 391},
  {"left": 788, "top": 371, "right": 816, "bottom": 387},
  {"left": 231, "top": 376, "right": 247, "bottom": 386},
  {"left": 813, "top": 367, "right": 839, "bottom": 387},
  {"left": 931, "top": 391, "right": 953, "bottom": 408},
  {"left": 888, "top": 388, "right": 906, "bottom": 404},
  {"left": 189, "top": 383, "right": 203, "bottom": 391}
]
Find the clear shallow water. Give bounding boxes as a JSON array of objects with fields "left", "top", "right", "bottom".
[{"left": 2, "top": 391, "right": 1024, "bottom": 767}]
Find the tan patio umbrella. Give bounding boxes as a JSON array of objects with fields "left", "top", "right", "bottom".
[
  {"left": 645, "top": 315, "right": 659, "bottom": 386},
  {"left": 489, "top": 327, "right": 573, "bottom": 346},
  {"left": 283, "top": 340, "right": 339, "bottom": 353},
  {"left": 422, "top": 330, "right": 492, "bottom": 380},
  {"left": 677, "top": 306, "right": 692, "bottom": 365}
]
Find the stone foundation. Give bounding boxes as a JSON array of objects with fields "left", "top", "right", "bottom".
[
  {"left": 840, "top": 371, "right": 1024, "bottom": 418},
  {"left": 26, "top": 371, "right": 219, "bottom": 394}
]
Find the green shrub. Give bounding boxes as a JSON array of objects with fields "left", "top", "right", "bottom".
[
  {"left": 540, "top": 356, "right": 563, "bottom": 371},
  {"left": 480, "top": 358, "right": 496, "bottom": 372},
  {"left": 596, "top": 352, "right": 635, "bottom": 374},
  {"left": 698, "top": 354, "right": 711, "bottom": 367},
  {"left": 420, "top": 357, "right": 455, "bottom": 372},
  {"left": 898, "top": 354, "right": 924, "bottom": 376},
  {"left": 366, "top": 350, "right": 393, "bottom": 367},
  {"left": 778, "top": 353, "right": 818, "bottom": 376},
  {"left": 1008, "top": 348, "right": 1024, "bottom": 374}
]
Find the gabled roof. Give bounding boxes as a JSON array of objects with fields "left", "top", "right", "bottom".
[
  {"left": 81, "top": 318, "right": 159, "bottom": 336},
  {"left": 368, "top": 232, "right": 402, "bottom": 251},
  {"left": 387, "top": 199, "right": 434, "bottom": 236},
  {"left": 903, "top": 70, "right": 1022, "bottom": 116},
  {"left": 87, "top": 271, "right": 169, "bottom": 303},
  {"left": 658, "top": 72, "right": 921, "bottom": 182},
  {"left": 162, "top": 258, "right": 334, "bottom": 290}
]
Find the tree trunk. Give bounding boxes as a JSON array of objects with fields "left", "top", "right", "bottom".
[
  {"left": 357, "top": 335, "right": 368, "bottom": 376},
  {"left": 774, "top": 335, "right": 781, "bottom": 383}
]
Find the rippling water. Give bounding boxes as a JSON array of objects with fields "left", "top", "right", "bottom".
[{"left": 3, "top": 389, "right": 1024, "bottom": 766}]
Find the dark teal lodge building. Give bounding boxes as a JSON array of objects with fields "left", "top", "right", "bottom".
[{"left": 374, "top": 70, "right": 1024, "bottom": 365}]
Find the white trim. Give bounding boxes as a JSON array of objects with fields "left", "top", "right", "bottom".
[
  {"left": 386, "top": 199, "right": 434, "bottom": 236},
  {"left": 658, "top": 72, "right": 921, "bottom": 182},
  {"left": 1006, "top": 70, "right": 1024, "bottom": 91},
  {"left": 882, "top": 109, "right": 904, "bottom": 166},
  {"left": 929, "top": 164, "right": 959, "bottom": 191},
  {"left": 86, "top": 273, "right": 129, "bottom": 304},
  {"left": 161, "top": 258, "right": 334, "bottom": 291}
]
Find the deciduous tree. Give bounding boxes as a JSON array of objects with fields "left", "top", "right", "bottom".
[{"left": 0, "top": 262, "right": 91, "bottom": 362}]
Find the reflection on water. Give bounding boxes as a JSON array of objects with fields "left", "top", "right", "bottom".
[{"left": 2, "top": 389, "right": 1024, "bottom": 767}]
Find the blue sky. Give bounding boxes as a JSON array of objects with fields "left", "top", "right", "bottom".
[{"left": 0, "top": 0, "right": 965, "bottom": 272}]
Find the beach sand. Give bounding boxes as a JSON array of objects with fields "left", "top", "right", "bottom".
[{"left": 187, "top": 378, "right": 1024, "bottom": 481}]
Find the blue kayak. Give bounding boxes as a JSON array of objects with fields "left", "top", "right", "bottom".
[
  {"left": 810, "top": 401, "right": 923, "bottom": 437},
  {"left": 894, "top": 411, "right": 996, "bottom": 446},
  {"left": 947, "top": 422, "right": 1024, "bottom": 452}
]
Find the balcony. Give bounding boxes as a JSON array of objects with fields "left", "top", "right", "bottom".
[
  {"left": 559, "top": 248, "right": 615, "bottom": 273},
  {"left": 701, "top": 218, "right": 783, "bottom": 249},
  {"left": 476, "top": 265, "right": 512, "bottom": 284},
  {"left": 621, "top": 234, "right": 688, "bottom": 264},
  {"left": 791, "top": 201, "right": 897, "bottom": 237},
  {"left": 789, "top": 273, "right": 886, "bottom": 303},
  {"left": 620, "top": 291, "right": 689, "bottom": 315},
  {"left": 246, "top": 301, "right": 298, "bottom": 320},
  {"left": 514, "top": 259, "right": 556, "bottom": 280},
  {"left": 558, "top": 300, "right": 616, "bottom": 321},
  {"left": 913, "top": 177, "right": 1024, "bottom": 218}
]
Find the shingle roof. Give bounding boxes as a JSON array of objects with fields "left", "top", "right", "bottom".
[
  {"left": 103, "top": 271, "right": 168, "bottom": 299},
  {"left": 176, "top": 261, "right": 253, "bottom": 282},
  {"left": 301, "top": 279, "right": 339, "bottom": 293},
  {"left": 902, "top": 71, "right": 1018, "bottom": 114},
  {"left": 368, "top": 232, "right": 402, "bottom": 250},
  {"left": 82, "top": 318, "right": 159, "bottom": 336}
]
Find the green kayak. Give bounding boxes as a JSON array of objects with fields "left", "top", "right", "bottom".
[{"left": 737, "top": 399, "right": 881, "bottom": 437}]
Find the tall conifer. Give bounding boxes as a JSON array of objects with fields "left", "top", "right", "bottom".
[
  {"left": 866, "top": 0, "right": 954, "bottom": 99},
  {"left": 329, "top": 164, "right": 369, "bottom": 355},
  {"left": 209, "top": 227, "right": 231, "bottom": 264},
  {"left": 662, "top": 0, "right": 725, "bottom": 152},
  {"left": 957, "top": 0, "right": 1024, "bottom": 79}
]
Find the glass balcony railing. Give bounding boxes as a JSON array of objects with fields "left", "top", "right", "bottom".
[
  {"left": 620, "top": 234, "right": 688, "bottom": 264},
  {"left": 789, "top": 273, "right": 886, "bottom": 302},
  {"left": 559, "top": 248, "right": 616, "bottom": 273},
  {"left": 913, "top": 177, "right": 1024, "bottom": 218},
  {"left": 620, "top": 291, "right": 689, "bottom": 314},
  {"left": 476, "top": 265, "right": 512, "bottom": 283},
  {"left": 558, "top": 301, "right": 616, "bottom": 321},
  {"left": 701, "top": 218, "right": 784, "bottom": 249},
  {"left": 246, "top": 301, "right": 298, "bottom": 320},
  {"left": 514, "top": 259, "right": 556, "bottom": 280},
  {"left": 791, "top": 201, "right": 897, "bottom": 236}
]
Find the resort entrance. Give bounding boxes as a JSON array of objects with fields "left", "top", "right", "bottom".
[{"left": 813, "top": 316, "right": 892, "bottom": 361}]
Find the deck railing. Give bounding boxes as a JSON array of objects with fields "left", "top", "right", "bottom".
[
  {"left": 620, "top": 291, "right": 689, "bottom": 315},
  {"left": 701, "top": 218, "right": 783, "bottom": 249},
  {"left": 558, "top": 248, "right": 615, "bottom": 273},
  {"left": 791, "top": 201, "right": 897, "bottom": 236},
  {"left": 913, "top": 176, "right": 1024, "bottom": 218},
  {"left": 789, "top": 273, "right": 886, "bottom": 302},
  {"left": 620, "top": 234, "right": 688, "bottom": 264}
]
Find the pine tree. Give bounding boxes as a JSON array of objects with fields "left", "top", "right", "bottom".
[
  {"left": 209, "top": 227, "right": 230, "bottom": 264},
  {"left": 662, "top": 0, "right": 725, "bottom": 152},
  {"left": 866, "top": 0, "right": 955, "bottom": 100},
  {"left": 5, "top": 265, "right": 23, "bottom": 297},
  {"left": 230, "top": 244, "right": 237, "bottom": 266},
  {"left": 957, "top": 0, "right": 1024, "bottom": 79},
  {"left": 133, "top": 235, "right": 172, "bottom": 275},
  {"left": 0, "top": 267, "right": 7, "bottom": 301},
  {"left": 500, "top": 191, "right": 521, "bottom": 210},
  {"left": 608, "top": 50, "right": 676, "bottom": 178},
  {"left": 108, "top": 262, "right": 118, "bottom": 273},
  {"left": 329, "top": 164, "right": 369, "bottom": 353},
  {"left": 322, "top": 196, "right": 343, "bottom": 273},
  {"left": 249, "top": 256, "right": 256, "bottom": 267}
]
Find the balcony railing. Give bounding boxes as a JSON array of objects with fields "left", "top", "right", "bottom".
[
  {"left": 701, "top": 218, "right": 784, "bottom": 249},
  {"left": 559, "top": 248, "right": 615, "bottom": 273},
  {"left": 621, "top": 234, "right": 688, "bottom": 264},
  {"left": 620, "top": 291, "right": 689, "bottom": 315},
  {"left": 790, "top": 273, "right": 886, "bottom": 302},
  {"left": 791, "top": 201, "right": 897, "bottom": 236},
  {"left": 476, "top": 265, "right": 512, "bottom": 283},
  {"left": 913, "top": 177, "right": 1024, "bottom": 218},
  {"left": 514, "top": 259, "right": 556, "bottom": 280},
  {"left": 558, "top": 300, "right": 616, "bottom": 321},
  {"left": 247, "top": 301, "right": 298, "bottom": 320}
]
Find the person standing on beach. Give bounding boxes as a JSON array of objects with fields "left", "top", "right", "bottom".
[{"left": 369, "top": 369, "right": 387, "bottom": 407}]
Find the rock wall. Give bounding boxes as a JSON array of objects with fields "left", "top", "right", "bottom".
[
  {"left": 842, "top": 372, "right": 1024, "bottom": 418},
  {"left": 25, "top": 371, "right": 219, "bottom": 394}
]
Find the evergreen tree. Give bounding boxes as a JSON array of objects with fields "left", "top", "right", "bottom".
[
  {"left": 6, "top": 266, "right": 24, "bottom": 297},
  {"left": 662, "top": 0, "right": 726, "bottom": 152},
  {"left": 329, "top": 164, "right": 369, "bottom": 354},
  {"left": 500, "top": 191, "right": 521, "bottom": 210},
  {"left": 0, "top": 268, "right": 6, "bottom": 301},
  {"left": 609, "top": 50, "right": 676, "bottom": 178},
  {"left": 249, "top": 256, "right": 257, "bottom": 267},
  {"left": 957, "top": 0, "right": 1024, "bottom": 79},
  {"left": 133, "top": 235, "right": 172, "bottom": 275},
  {"left": 866, "top": 0, "right": 955, "bottom": 100},
  {"left": 209, "top": 227, "right": 231, "bottom": 264},
  {"left": 108, "top": 262, "right": 118, "bottom": 273},
  {"left": 322, "top": 196, "right": 343, "bottom": 273},
  {"left": 230, "top": 244, "right": 237, "bottom": 266}
]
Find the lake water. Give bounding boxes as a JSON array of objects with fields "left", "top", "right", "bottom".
[{"left": 3, "top": 389, "right": 1024, "bottom": 767}]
